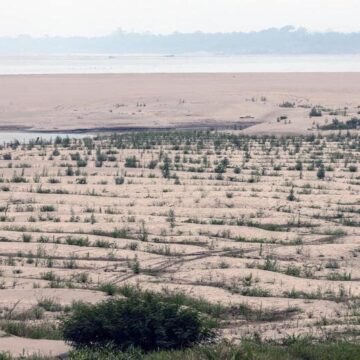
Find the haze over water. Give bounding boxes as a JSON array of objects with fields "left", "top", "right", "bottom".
[{"left": 1, "top": 54, "right": 360, "bottom": 74}]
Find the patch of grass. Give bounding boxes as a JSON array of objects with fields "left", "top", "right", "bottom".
[
  {"left": 37, "top": 297, "right": 63, "bottom": 312},
  {"left": 0, "top": 353, "right": 52, "bottom": 360},
  {"left": 0, "top": 321, "right": 61, "bottom": 340},
  {"left": 68, "top": 338, "right": 360, "bottom": 360}
]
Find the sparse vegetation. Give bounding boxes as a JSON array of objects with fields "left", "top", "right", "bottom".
[{"left": 0, "top": 131, "right": 359, "bottom": 358}]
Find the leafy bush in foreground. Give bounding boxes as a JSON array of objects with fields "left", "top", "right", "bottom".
[{"left": 62, "top": 292, "right": 216, "bottom": 352}]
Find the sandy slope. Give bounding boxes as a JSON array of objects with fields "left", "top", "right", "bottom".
[{"left": 0, "top": 73, "right": 359, "bottom": 133}]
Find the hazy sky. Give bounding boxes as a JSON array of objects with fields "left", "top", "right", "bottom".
[{"left": 0, "top": 0, "right": 358, "bottom": 37}]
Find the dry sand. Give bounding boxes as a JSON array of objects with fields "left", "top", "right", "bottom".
[
  {"left": 0, "top": 73, "right": 360, "bottom": 134},
  {"left": 0, "top": 131, "right": 360, "bottom": 356},
  {"left": 0, "top": 73, "right": 360, "bottom": 356},
  {"left": 0, "top": 337, "right": 69, "bottom": 358}
]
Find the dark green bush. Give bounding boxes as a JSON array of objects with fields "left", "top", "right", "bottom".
[
  {"left": 76, "top": 177, "right": 87, "bottom": 184},
  {"left": 77, "top": 159, "right": 88, "bottom": 167},
  {"left": 309, "top": 107, "right": 322, "bottom": 117},
  {"left": 115, "top": 176, "right": 125, "bottom": 185},
  {"left": 148, "top": 160, "right": 158, "bottom": 169},
  {"left": 62, "top": 293, "right": 216, "bottom": 352},
  {"left": 317, "top": 165, "right": 325, "bottom": 180},
  {"left": 125, "top": 156, "right": 138, "bottom": 168},
  {"left": 40, "top": 205, "right": 56, "bottom": 212}
]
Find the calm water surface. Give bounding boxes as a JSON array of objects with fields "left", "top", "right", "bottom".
[{"left": 0, "top": 54, "right": 360, "bottom": 74}]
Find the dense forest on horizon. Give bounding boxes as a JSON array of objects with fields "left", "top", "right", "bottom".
[{"left": 2, "top": 26, "right": 360, "bottom": 55}]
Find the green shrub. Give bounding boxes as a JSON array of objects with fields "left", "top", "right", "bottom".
[
  {"left": 22, "top": 233, "right": 32, "bottom": 243},
  {"left": 76, "top": 177, "right": 87, "bottom": 184},
  {"left": 309, "top": 107, "right": 322, "bottom": 117},
  {"left": 99, "top": 283, "right": 118, "bottom": 296},
  {"left": 115, "top": 177, "right": 125, "bottom": 185},
  {"left": 62, "top": 293, "right": 216, "bottom": 351},
  {"left": 77, "top": 159, "right": 88, "bottom": 167},
  {"left": 348, "top": 165, "right": 357, "bottom": 173},
  {"left": 125, "top": 156, "right": 138, "bottom": 168},
  {"left": 287, "top": 188, "right": 296, "bottom": 201},
  {"left": 65, "top": 236, "right": 90, "bottom": 247},
  {"left": 317, "top": 165, "right": 325, "bottom": 180},
  {"left": 40, "top": 205, "right": 56, "bottom": 212},
  {"left": 148, "top": 160, "right": 158, "bottom": 169}
]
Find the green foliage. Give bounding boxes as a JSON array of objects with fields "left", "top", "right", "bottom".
[
  {"left": 295, "top": 160, "right": 303, "bottom": 171},
  {"left": 309, "top": 107, "right": 322, "bottom": 117},
  {"left": 62, "top": 292, "right": 216, "bottom": 352},
  {"left": 0, "top": 321, "right": 61, "bottom": 340},
  {"left": 22, "top": 233, "right": 32, "bottom": 243},
  {"left": 0, "top": 354, "right": 52, "bottom": 360},
  {"left": 162, "top": 156, "right": 171, "bottom": 179},
  {"left": 40, "top": 205, "right": 56, "bottom": 212},
  {"left": 100, "top": 283, "right": 118, "bottom": 296},
  {"left": 115, "top": 176, "right": 125, "bottom": 185},
  {"left": 167, "top": 209, "right": 176, "bottom": 228},
  {"left": 279, "top": 101, "right": 295, "bottom": 108},
  {"left": 348, "top": 165, "right": 357, "bottom": 172},
  {"left": 66, "top": 166, "right": 74, "bottom": 176},
  {"left": 287, "top": 187, "right": 296, "bottom": 201},
  {"left": 320, "top": 117, "right": 360, "bottom": 130},
  {"left": 125, "top": 156, "right": 138, "bottom": 168},
  {"left": 65, "top": 236, "right": 90, "bottom": 247},
  {"left": 214, "top": 158, "right": 229, "bottom": 174},
  {"left": 68, "top": 339, "right": 360, "bottom": 360},
  {"left": 317, "top": 165, "right": 325, "bottom": 180}
]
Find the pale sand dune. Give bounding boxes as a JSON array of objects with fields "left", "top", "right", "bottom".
[{"left": 0, "top": 73, "right": 359, "bottom": 133}]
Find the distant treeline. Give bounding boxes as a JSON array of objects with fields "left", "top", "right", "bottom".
[{"left": 3, "top": 26, "right": 360, "bottom": 55}]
